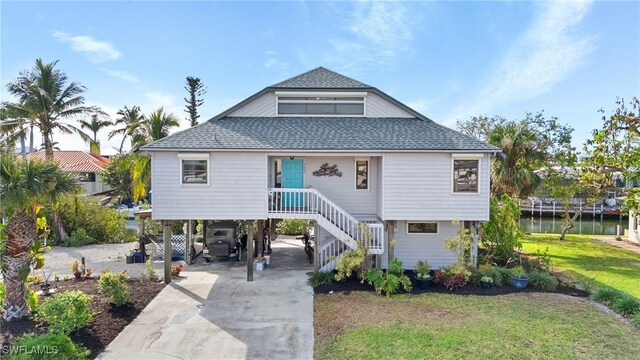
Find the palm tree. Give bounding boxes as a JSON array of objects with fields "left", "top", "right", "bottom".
[
  {"left": 109, "top": 105, "right": 144, "bottom": 153},
  {"left": 3, "top": 59, "right": 98, "bottom": 159},
  {"left": 132, "top": 107, "right": 180, "bottom": 150},
  {"left": 1, "top": 153, "right": 80, "bottom": 320},
  {"left": 78, "top": 113, "right": 112, "bottom": 153},
  {"left": 488, "top": 122, "right": 545, "bottom": 198},
  {"left": 129, "top": 107, "right": 180, "bottom": 201}
]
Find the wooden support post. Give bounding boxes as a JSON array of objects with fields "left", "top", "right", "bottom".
[
  {"left": 186, "top": 220, "right": 193, "bottom": 265},
  {"left": 139, "top": 218, "right": 145, "bottom": 236},
  {"left": 247, "top": 220, "right": 254, "bottom": 282},
  {"left": 471, "top": 222, "right": 480, "bottom": 269},
  {"left": 313, "top": 222, "right": 319, "bottom": 273},
  {"left": 163, "top": 221, "right": 172, "bottom": 284},
  {"left": 386, "top": 221, "right": 395, "bottom": 266},
  {"left": 257, "top": 220, "right": 264, "bottom": 257}
]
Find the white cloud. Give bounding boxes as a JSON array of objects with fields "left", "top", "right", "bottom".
[
  {"left": 326, "top": 1, "right": 415, "bottom": 68},
  {"left": 444, "top": 1, "right": 595, "bottom": 125},
  {"left": 53, "top": 31, "right": 121, "bottom": 63},
  {"left": 145, "top": 91, "right": 175, "bottom": 109},
  {"left": 102, "top": 69, "right": 138, "bottom": 83},
  {"left": 264, "top": 58, "right": 278, "bottom": 68}
]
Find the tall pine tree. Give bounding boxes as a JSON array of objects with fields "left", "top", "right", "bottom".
[{"left": 184, "top": 76, "right": 207, "bottom": 127}]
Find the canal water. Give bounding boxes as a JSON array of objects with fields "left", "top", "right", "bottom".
[{"left": 519, "top": 217, "right": 629, "bottom": 235}]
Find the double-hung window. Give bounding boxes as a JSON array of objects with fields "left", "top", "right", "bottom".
[{"left": 178, "top": 153, "right": 209, "bottom": 185}]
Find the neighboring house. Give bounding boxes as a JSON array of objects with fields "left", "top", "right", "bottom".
[
  {"left": 30, "top": 150, "right": 112, "bottom": 195},
  {"left": 141, "top": 67, "right": 499, "bottom": 279}
]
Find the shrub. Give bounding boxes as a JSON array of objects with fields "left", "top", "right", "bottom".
[
  {"left": 477, "top": 264, "right": 511, "bottom": 286},
  {"left": 632, "top": 312, "right": 640, "bottom": 328},
  {"left": 480, "top": 194, "right": 523, "bottom": 265},
  {"left": 308, "top": 271, "right": 333, "bottom": 287},
  {"left": 594, "top": 287, "right": 624, "bottom": 304},
  {"left": 444, "top": 223, "right": 471, "bottom": 265},
  {"left": 98, "top": 271, "right": 130, "bottom": 306},
  {"left": 480, "top": 276, "right": 494, "bottom": 284},
  {"left": 26, "top": 289, "right": 39, "bottom": 312},
  {"left": 6, "top": 332, "right": 90, "bottom": 360},
  {"left": 611, "top": 295, "right": 640, "bottom": 316},
  {"left": 528, "top": 270, "right": 559, "bottom": 291},
  {"left": 275, "top": 219, "right": 310, "bottom": 235},
  {"left": 434, "top": 262, "right": 471, "bottom": 291},
  {"left": 334, "top": 245, "right": 367, "bottom": 282},
  {"left": 415, "top": 260, "right": 431, "bottom": 279},
  {"left": 51, "top": 195, "right": 127, "bottom": 245},
  {"left": 144, "top": 260, "right": 157, "bottom": 280},
  {"left": 37, "top": 290, "right": 93, "bottom": 334},
  {"left": 362, "top": 258, "right": 412, "bottom": 296},
  {"left": 66, "top": 228, "right": 95, "bottom": 247}
]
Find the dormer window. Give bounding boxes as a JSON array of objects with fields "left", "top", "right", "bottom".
[{"left": 276, "top": 92, "right": 365, "bottom": 116}]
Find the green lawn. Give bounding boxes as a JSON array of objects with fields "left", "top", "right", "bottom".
[
  {"left": 315, "top": 292, "right": 640, "bottom": 360},
  {"left": 522, "top": 234, "right": 640, "bottom": 299}
]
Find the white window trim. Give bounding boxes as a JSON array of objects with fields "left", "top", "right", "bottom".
[
  {"left": 355, "top": 157, "right": 370, "bottom": 191},
  {"left": 178, "top": 153, "right": 210, "bottom": 186},
  {"left": 275, "top": 92, "right": 367, "bottom": 117},
  {"left": 451, "top": 154, "right": 481, "bottom": 195},
  {"left": 406, "top": 221, "right": 439, "bottom": 235}
]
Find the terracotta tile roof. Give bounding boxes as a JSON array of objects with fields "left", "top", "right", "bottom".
[{"left": 29, "top": 150, "right": 110, "bottom": 173}]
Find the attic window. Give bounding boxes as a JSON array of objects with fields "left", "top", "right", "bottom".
[{"left": 277, "top": 96, "right": 365, "bottom": 116}]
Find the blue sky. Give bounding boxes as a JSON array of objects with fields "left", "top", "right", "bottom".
[{"left": 1, "top": 0, "right": 639, "bottom": 154}]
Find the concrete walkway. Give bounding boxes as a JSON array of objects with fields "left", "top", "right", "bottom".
[
  {"left": 593, "top": 236, "right": 640, "bottom": 255},
  {"left": 98, "top": 237, "right": 314, "bottom": 360}
]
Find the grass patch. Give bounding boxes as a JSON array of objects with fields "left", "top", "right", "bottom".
[
  {"left": 315, "top": 292, "right": 640, "bottom": 360},
  {"left": 522, "top": 234, "right": 640, "bottom": 298}
]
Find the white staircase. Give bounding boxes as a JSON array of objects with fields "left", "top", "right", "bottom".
[{"left": 268, "top": 188, "right": 384, "bottom": 271}]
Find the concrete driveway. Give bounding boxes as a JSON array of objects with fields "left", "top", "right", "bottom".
[{"left": 98, "top": 237, "right": 314, "bottom": 360}]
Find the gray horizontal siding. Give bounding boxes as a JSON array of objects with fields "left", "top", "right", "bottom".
[
  {"left": 383, "top": 153, "right": 490, "bottom": 221},
  {"left": 151, "top": 151, "right": 267, "bottom": 220},
  {"left": 228, "top": 92, "right": 276, "bottom": 117},
  {"left": 366, "top": 93, "right": 413, "bottom": 118},
  {"left": 303, "top": 156, "right": 378, "bottom": 216},
  {"left": 382, "top": 221, "right": 459, "bottom": 269}
]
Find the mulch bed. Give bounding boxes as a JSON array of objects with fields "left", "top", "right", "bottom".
[
  {"left": 0, "top": 278, "right": 165, "bottom": 359},
  {"left": 314, "top": 270, "right": 589, "bottom": 298}
]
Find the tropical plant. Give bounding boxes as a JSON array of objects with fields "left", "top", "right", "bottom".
[
  {"left": 434, "top": 262, "right": 471, "bottom": 291},
  {"left": 37, "top": 290, "right": 93, "bottom": 333},
  {"left": 184, "top": 76, "right": 207, "bottom": 127},
  {"left": 308, "top": 271, "right": 333, "bottom": 287},
  {"left": 362, "top": 258, "right": 412, "bottom": 296},
  {"left": 98, "top": 270, "right": 130, "bottom": 306},
  {"left": 414, "top": 259, "right": 431, "bottom": 279},
  {"left": 477, "top": 264, "right": 512, "bottom": 286},
  {"left": 528, "top": 270, "right": 558, "bottom": 291},
  {"left": 6, "top": 332, "right": 90, "bottom": 360},
  {"left": 1, "top": 58, "right": 99, "bottom": 159},
  {"left": 54, "top": 195, "right": 128, "bottom": 245},
  {"left": 511, "top": 266, "right": 527, "bottom": 279},
  {"left": 444, "top": 222, "right": 471, "bottom": 266},
  {"left": 480, "top": 276, "right": 494, "bottom": 284},
  {"left": 334, "top": 242, "right": 368, "bottom": 282},
  {"left": 275, "top": 219, "right": 311, "bottom": 235},
  {"left": 144, "top": 259, "right": 157, "bottom": 281},
  {"left": 78, "top": 113, "right": 112, "bottom": 153},
  {"left": 131, "top": 107, "right": 180, "bottom": 150},
  {"left": 480, "top": 194, "right": 523, "bottom": 265},
  {"left": 1, "top": 154, "right": 79, "bottom": 321},
  {"left": 109, "top": 105, "right": 144, "bottom": 153}
]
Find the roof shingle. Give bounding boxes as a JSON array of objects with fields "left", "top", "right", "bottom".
[
  {"left": 141, "top": 117, "right": 499, "bottom": 152},
  {"left": 271, "top": 67, "right": 370, "bottom": 89}
]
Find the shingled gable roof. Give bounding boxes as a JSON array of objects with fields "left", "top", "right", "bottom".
[{"left": 140, "top": 67, "right": 500, "bottom": 152}]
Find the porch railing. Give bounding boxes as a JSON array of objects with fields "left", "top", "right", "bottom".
[{"left": 268, "top": 188, "right": 384, "bottom": 256}]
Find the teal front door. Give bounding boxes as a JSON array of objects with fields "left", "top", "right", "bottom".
[{"left": 282, "top": 159, "right": 304, "bottom": 207}]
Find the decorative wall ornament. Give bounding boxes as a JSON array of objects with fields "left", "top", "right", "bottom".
[{"left": 313, "top": 163, "right": 342, "bottom": 177}]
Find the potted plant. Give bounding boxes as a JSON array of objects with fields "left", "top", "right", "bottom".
[
  {"left": 414, "top": 260, "right": 432, "bottom": 290},
  {"left": 254, "top": 256, "right": 267, "bottom": 271},
  {"left": 511, "top": 266, "right": 528, "bottom": 289},
  {"left": 480, "top": 276, "right": 494, "bottom": 289},
  {"left": 171, "top": 263, "right": 184, "bottom": 277}
]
